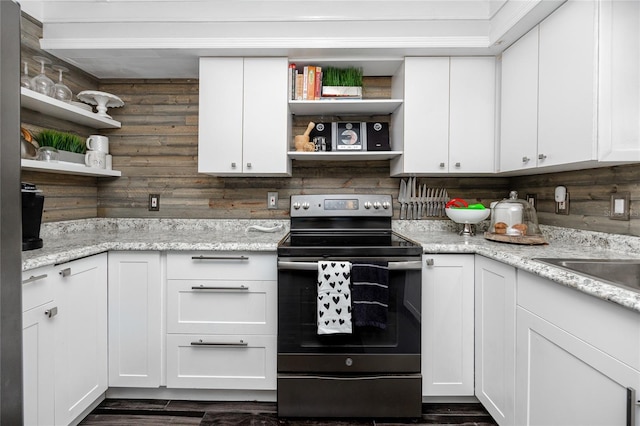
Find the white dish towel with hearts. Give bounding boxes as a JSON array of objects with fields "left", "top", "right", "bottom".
[{"left": 317, "top": 261, "right": 352, "bottom": 335}]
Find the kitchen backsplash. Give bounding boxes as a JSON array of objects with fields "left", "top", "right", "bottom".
[{"left": 19, "top": 12, "right": 640, "bottom": 236}]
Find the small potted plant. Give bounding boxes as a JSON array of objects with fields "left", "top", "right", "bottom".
[
  {"left": 36, "top": 129, "right": 87, "bottom": 164},
  {"left": 321, "top": 66, "right": 363, "bottom": 99}
]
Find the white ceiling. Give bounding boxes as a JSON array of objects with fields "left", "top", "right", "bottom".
[{"left": 18, "top": 0, "right": 566, "bottom": 79}]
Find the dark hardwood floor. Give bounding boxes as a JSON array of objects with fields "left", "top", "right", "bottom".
[{"left": 79, "top": 399, "right": 498, "bottom": 425}]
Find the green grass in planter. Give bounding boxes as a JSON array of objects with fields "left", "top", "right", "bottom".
[
  {"left": 322, "top": 66, "right": 363, "bottom": 87},
  {"left": 37, "top": 129, "right": 86, "bottom": 154}
]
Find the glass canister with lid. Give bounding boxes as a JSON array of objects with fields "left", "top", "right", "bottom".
[{"left": 485, "top": 191, "right": 546, "bottom": 244}]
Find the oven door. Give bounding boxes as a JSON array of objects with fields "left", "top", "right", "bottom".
[{"left": 277, "top": 256, "right": 421, "bottom": 374}]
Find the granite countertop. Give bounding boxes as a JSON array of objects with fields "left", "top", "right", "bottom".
[{"left": 22, "top": 218, "right": 640, "bottom": 313}]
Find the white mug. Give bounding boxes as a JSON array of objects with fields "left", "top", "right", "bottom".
[
  {"left": 85, "top": 151, "right": 106, "bottom": 169},
  {"left": 86, "top": 135, "right": 109, "bottom": 154}
]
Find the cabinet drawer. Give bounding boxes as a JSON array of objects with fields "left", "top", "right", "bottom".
[
  {"left": 166, "top": 252, "right": 276, "bottom": 281},
  {"left": 167, "top": 279, "right": 276, "bottom": 334},
  {"left": 166, "top": 334, "right": 276, "bottom": 390},
  {"left": 22, "top": 266, "right": 55, "bottom": 312}
]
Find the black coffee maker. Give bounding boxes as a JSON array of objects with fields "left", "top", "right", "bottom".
[{"left": 22, "top": 182, "right": 44, "bottom": 251}]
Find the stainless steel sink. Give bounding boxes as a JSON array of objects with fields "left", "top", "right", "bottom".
[{"left": 534, "top": 258, "right": 640, "bottom": 294}]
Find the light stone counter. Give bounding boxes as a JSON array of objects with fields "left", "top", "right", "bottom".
[
  {"left": 394, "top": 221, "right": 640, "bottom": 313},
  {"left": 21, "top": 218, "right": 640, "bottom": 313}
]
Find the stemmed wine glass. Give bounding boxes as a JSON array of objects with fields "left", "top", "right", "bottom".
[
  {"left": 20, "top": 60, "right": 32, "bottom": 89},
  {"left": 31, "top": 56, "right": 55, "bottom": 97},
  {"left": 51, "top": 65, "right": 72, "bottom": 102}
]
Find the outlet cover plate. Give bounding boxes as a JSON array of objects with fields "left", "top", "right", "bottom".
[
  {"left": 149, "top": 194, "right": 160, "bottom": 211},
  {"left": 610, "top": 192, "right": 630, "bottom": 221}
]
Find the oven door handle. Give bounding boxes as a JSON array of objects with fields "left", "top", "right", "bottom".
[{"left": 277, "top": 260, "right": 422, "bottom": 271}]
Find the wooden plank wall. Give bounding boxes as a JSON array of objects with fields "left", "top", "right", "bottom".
[
  {"left": 97, "top": 77, "right": 511, "bottom": 219},
  {"left": 20, "top": 13, "right": 100, "bottom": 222},
  {"left": 21, "top": 13, "right": 640, "bottom": 235},
  {"left": 511, "top": 164, "right": 640, "bottom": 236}
]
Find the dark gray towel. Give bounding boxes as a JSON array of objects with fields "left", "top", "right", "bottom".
[{"left": 351, "top": 261, "right": 389, "bottom": 329}]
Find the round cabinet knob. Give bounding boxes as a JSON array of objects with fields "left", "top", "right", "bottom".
[
  {"left": 373, "top": 201, "right": 382, "bottom": 209},
  {"left": 538, "top": 154, "right": 547, "bottom": 160},
  {"left": 292, "top": 202, "right": 301, "bottom": 210},
  {"left": 302, "top": 202, "right": 310, "bottom": 210},
  {"left": 364, "top": 201, "right": 372, "bottom": 209},
  {"left": 382, "top": 201, "right": 390, "bottom": 209},
  {"left": 522, "top": 156, "right": 530, "bottom": 163},
  {"left": 246, "top": 162, "right": 252, "bottom": 168}
]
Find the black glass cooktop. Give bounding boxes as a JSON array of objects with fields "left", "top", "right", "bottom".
[{"left": 277, "top": 231, "right": 422, "bottom": 258}]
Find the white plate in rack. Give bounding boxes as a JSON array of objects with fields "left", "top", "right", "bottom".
[{"left": 77, "top": 90, "right": 124, "bottom": 118}]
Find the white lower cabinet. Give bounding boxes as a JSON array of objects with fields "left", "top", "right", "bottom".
[
  {"left": 474, "top": 256, "right": 516, "bottom": 426},
  {"left": 22, "top": 267, "right": 56, "bottom": 426},
  {"left": 421, "top": 254, "right": 474, "bottom": 396},
  {"left": 515, "top": 271, "right": 640, "bottom": 426},
  {"left": 165, "top": 252, "right": 277, "bottom": 391},
  {"left": 54, "top": 254, "right": 108, "bottom": 426},
  {"left": 108, "top": 252, "right": 162, "bottom": 388}
]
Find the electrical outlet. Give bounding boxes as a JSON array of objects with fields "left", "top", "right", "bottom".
[
  {"left": 610, "top": 192, "right": 630, "bottom": 221},
  {"left": 267, "top": 192, "right": 278, "bottom": 209},
  {"left": 555, "top": 192, "right": 569, "bottom": 215},
  {"left": 149, "top": 194, "right": 160, "bottom": 211}
]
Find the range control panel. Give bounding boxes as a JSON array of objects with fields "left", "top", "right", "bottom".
[{"left": 290, "top": 194, "right": 393, "bottom": 217}]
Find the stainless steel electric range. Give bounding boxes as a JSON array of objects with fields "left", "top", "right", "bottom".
[{"left": 277, "top": 194, "right": 423, "bottom": 418}]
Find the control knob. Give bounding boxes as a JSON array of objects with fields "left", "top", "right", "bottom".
[
  {"left": 302, "top": 202, "right": 310, "bottom": 210},
  {"left": 373, "top": 201, "right": 382, "bottom": 209},
  {"left": 292, "top": 202, "right": 301, "bottom": 210},
  {"left": 364, "top": 201, "right": 372, "bottom": 209},
  {"left": 382, "top": 201, "right": 391, "bottom": 209}
]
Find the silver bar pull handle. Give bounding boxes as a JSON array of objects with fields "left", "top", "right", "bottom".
[
  {"left": 277, "top": 260, "right": 422, "bottom": 271},
  {"left": 45, "top": 306, "right": 58, "bottom": 318},
  {"left": 425, "top": 258, "right": 434, "bottom": 266},
  {"left": 191, "top": 285, "right": 249, "bottom": 291},
  {"left": 59, "top": 268, "right": 71, "bottom": 277},
  {"left": 538, "top": 153, "right": 547, "bottom": 160},
  {"left": 22, "top": 274, "right": 48, "bottom": 285},
  {"left": 627, "top": 387, "right": 637, "bottom": 426},
  {"left": 191, "top": 255, "right": 249, "bottom": 261},
  {"left": 191, "top": 339, "right": 248, "bottom": 347}
]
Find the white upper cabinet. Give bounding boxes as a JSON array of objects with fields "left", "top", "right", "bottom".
[
  {"left": 598, "top": 0, "right": 640, "bottom": 162},
  {"left": 500, "top": 0, "right": 640, "bottom": 173},
  {"left": 500, "top": 27, "right": 539, "bottom": 172},
  {"left": 392, "top": 56, "right": 495, "bottom": 176},
  {"left": 198, "top": 57, "right": 291, "bottom": 176},
  {"left": 537, "top": 0, "right": 598, "bottom": 168}
]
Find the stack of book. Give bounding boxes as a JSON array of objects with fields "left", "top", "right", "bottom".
[{"left": 288, "top": 64, "right": 323, "bottom": 101}]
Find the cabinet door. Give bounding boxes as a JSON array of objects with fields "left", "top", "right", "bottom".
[
  {"left": 402, "top": 57, "right": 450, "bottom": 174},
  {"left": 516, "top": 306, "right": 640, "bottom": 426},
  {"left": 166, "top": 334, "right": 276, "bottom": 390},
  {"left": 54, "top": 254, "right": 107, "bottom": 426},
  {"left": 242, "top": 57, "right": 291, "bottom": 175},
  {"left": 108, "top": 252, "right": 162, "bottom": 388},
  {"left": 598, "top": 0, "right": 640, "bottom": 162},
  {"left": 422, "top": 254, "right": 474, "bottom": 396},
  {"left": 449, "top": 57, "right": 496, "bottom": 173},
  {"left": 198, "top": 58, "right": 244, "bottom": 174},
  {"left": 474, "top": 256, "right": 516, "bottom": 426},
  {"left": 500, "top": 27, "right": 539, "bottom": 172},
  {"left": 23, "top": 301, "right": 56, "bottom": 426},
  {"left": 538, "top": 0, "right": 597, "bottom": 167}
]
